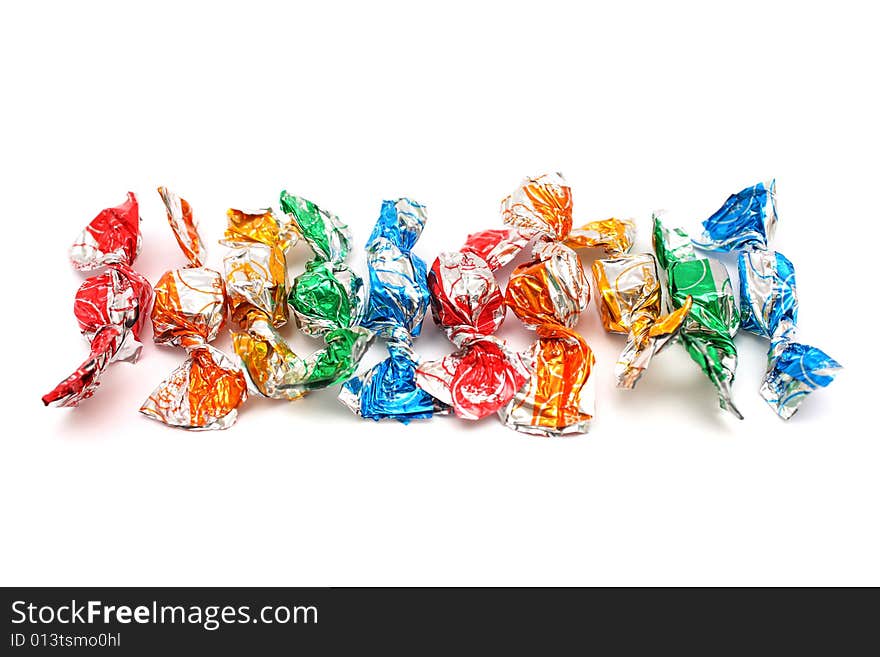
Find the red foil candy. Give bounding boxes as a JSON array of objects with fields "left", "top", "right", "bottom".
[
  {"left": 415, "top": 228, "right": 532, "bottom": 419},
  {"left": 42, "top": 193, "right": 154, "bottom": 407}
]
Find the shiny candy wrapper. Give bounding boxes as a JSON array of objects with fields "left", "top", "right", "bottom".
[
  {"left": 339, "top": 199, "right": 439, "bottom": 422},
  {"left": 43, "top": 193, "right": 153, "bottom": 407},
  {"left": 592, "top": 252, "right": 692, "bottom": 389},
  {"left": 652, "top": 213, "right": 742, "bottom": 418},
  {"left": 500, "top": 173, "right": 635, "bottom": 436},
  {"left": 416, "top": 228, "right": 532, "bottom": 420},
  {"left": 222, "top": 205, "right": 303, "bottom": 399},
  {"left": 694, "top": 180, "right": 840, "bottom": 419},
  {"left": 139, "top": 188, "right": 247, "bottom": 430},
  {"left": 222, "top": 192, "right": 372, "bottom": 400},
  {"left": 281, "top": 192, "right": 373, "bottom": 391}
]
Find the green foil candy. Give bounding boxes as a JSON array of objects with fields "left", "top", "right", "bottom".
[
  {"left": 652, "top": 214, "right": 742, "bottom": 419},
  {"left": 280, "top": 191, "right": 373, "bottom": 390}
]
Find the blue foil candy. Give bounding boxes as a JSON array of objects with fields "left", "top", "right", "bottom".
[
  {"left": 695, "top": 180, "right": 841, "bottom": 419},
  {"left": 338, "top": 199, "right": 438, "bottom": 422}
]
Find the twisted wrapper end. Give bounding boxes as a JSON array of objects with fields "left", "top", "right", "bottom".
[
  {"left": 291, "top": 326, "right": 374, "bottom": 394},
  {"left": 612, "top": 300, "right": 692, "bottom": 389},
  {"left": 69, "top": 192, "right": 142, "bottom": 271},
  {"left": 157, "top": 186, "right": 206, "bottom": 267},
  {"left": 341, "top": 328, "right": 440, "bottom": 422},
  {"left": 140, "top": 344, "right": 248, "bottom": 430},
  {"left": 500, "top": 172, "right": 573, "bottom": 240},
  {"left": 42, "top": 326, "right": 124, "bottom": 407},
  {"left": 416, "top": 336, "right": 530, "bottom": 420},
  {"left": 498, "top": 325, "right": 596, "bottom": 437},
  {"left": 652, "top": 212, "right": 697, "bottom": 271},
  {"left": 693, "top": 179, "right": 777, "bottom": 253},
  {"left": 231, "top": 317, "right": 307, "bottom": 400},
  {"left": 564, "top": 217, "right": 636, "bottom": 256},
  {"left": 280, "top": 191, "right": 351, "bottom": 263},
  {"left": 760, "top": 339, "right": 841, "bottom": 420}
]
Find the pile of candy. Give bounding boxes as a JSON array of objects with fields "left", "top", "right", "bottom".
[{"left": 43, "top": 176, "right": 841, "bottom": 431}]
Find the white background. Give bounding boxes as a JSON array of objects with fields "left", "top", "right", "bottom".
[{"left": 1, "top": 1, "right": 876, "bottom": 586}]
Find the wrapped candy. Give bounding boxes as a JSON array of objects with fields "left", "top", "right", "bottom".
[
  {"left": 222, "top": 191, "right": 373, "bottom": 399},
  {"left": 222, "top": 205, "right": 302, "bottom": 399},
  {"left": 694, "top": 180, "right": 841, "bottom": 419},
  {"left": 139, "top": 188, "right": 248, "bottom": 430},
  {"left": 281, "top": 192, "right": 374, "bottom": 390},
  {"left": 415, "top": 227, "right": 532, "bottom": 420},
  {"left": 339, "top": 199, "right": 439, "bottom": 422},
  {"left": 592, "top": 220, "right": 693, "bottom": 388},
  {"left": 43, "top": 193, "right": 153, "bottom": 407},
  {"left": 652, "top": 213, "right": 742, "bottom": 418},
  {"left": 499, "top": 173, "right": 635, "bottom": 435}
]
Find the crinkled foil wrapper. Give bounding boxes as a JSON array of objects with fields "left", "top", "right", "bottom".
[
  {"left": 653, "top": 213, "right": 742, "bottom": 418},
  {"left": 592, "top": 253, "right": 692, "bottom": 389},
  {"left": 416, "top": 228, "right": 532, "bottom": 420},
  {"left": 43, "top": 193, "right": 154, "bottom": 407},
  {"left": 139, "top": 188, "right": 248, "bottom": 430},
  {"left": 221, "top": 191, "right": 373, "bottom": 400},
  {"left": 695, "top": 180, "right": 840, "bottom": 419},
  {"left": 499, "top": 173, "right": 635, "bottom": 436},
  {"left": 339, "top": 199, "right": 441, "bottom": 422},
  {"left": 222, "top": 205, "right": 304, "bottom": 399},
  {"left": 281, "top": 191, "right": 374, "bottom": 390}
]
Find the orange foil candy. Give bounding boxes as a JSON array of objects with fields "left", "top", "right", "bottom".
[
  {"left": 592, "top": 252, "right": 693, "bottom": 389},
  {"left": 139, "top": 188, "right": 247, "bottom": 430},
  {"left": 500, "top": 173, "right": 634, "bottom": 435}
]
